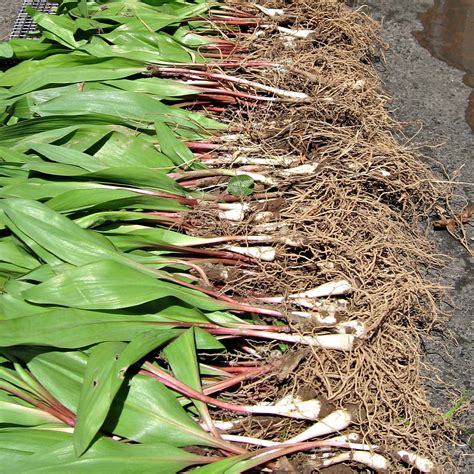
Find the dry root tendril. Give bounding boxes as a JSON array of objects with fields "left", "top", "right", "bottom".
[{"left": 184, "top": 0, "right": 457, "bottom": 471}]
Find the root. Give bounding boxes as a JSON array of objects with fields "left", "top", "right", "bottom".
[{"left": 182, "top": 0, "right": 459, "bottom": 470}]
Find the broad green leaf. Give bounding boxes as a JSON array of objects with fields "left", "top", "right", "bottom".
[
  {"left": 0, "top": 400, "right": 61, "bottom": 427},
  {"left": 0, "top": 180, "right": 110, "bottom": 201},
  {"left": 2, "top": 430, "right": 207, "bottom": 473},
  {"left": 104, "top": 374, "right": 220, "bottom": 448},
  {"left": 164, "top": 328, "right": 208, "bottom": 419},
  {"left": 19, "top": 350, "right": 221, "bottom": 449},
  {"left": 26, "top": 7, "right": 83, "bottom": 49},
  {"left": 0, "top": 237, "right": 40, "bottom": 271},
  {"left": 22, "top": 259, "right": 227, "bottom": 311},
  {"left": 28, "top": 90, "right": 224, "bottom": 131},
  {"left": 155, "top": 120, "right": 196, "bottom": 167},
  {"left": 47, "top": 189, "right": 187, "bottom": 213},
  {"left": 0, "top": 117, "right": 136, "bottom": 146},
  {"left": 103, "top": 78, "right": 198, "bottom": 99},
  {"left": 46, "top": 188, "right": 141, "bottom": 213},
  {"left": 100, "top": 224, "right": 211, "bottom": 250},
  {"left": 0, "top": 42, "right": 14, "bottom": 59},
  {"left": 3, "top": 57, "right": 144, "bottom": 96},
  {"left": 74, "top": 210, "right": 171, "bottom": 228},
  {"left": 0, "top": 199, "right": 119, "bottom": 266},
  {"left": 25, "top": 350, "right": 87, "bottom": 413},
  {"left": 0, "top": 309, "right": 179, "bottom": 347},
  {"left": 91, "top": 131, "right": 174, "bottom": 169},
  {"left": 227, "top": 175, "right": 254, "bottom": 197},
  {"left": 0, "top": 428, "right": 71, "bottom": 462},
  {"left": 74, "top": 341, "right": 126, "bottom": 455},
  {"left": 75, "top": 330, "right": 178, "bottom": 454},
  {"left": 81, "top": 34, "right": 192, "bottom": 63},
  {"left": 86, "top": 167, "right": 184, "bottom": 193},
  {"left": 1, "top": 39, "right": 65, "bottom": 60},
  {"left": 30, "top": 143, "right": 105, "bottom": 172},
  {"left": 25, "top": 440, "right": 209, "bottom": 473}
]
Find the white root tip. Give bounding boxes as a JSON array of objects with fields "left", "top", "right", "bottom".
[
  {"left": 290, "top": 311, "right": 338, "bottom": 325},
  {"left": 378, "top": 168, "right": 391, "bottom": 177},
  {"left": 322, "top": 451, "right": 389, "bottom": 472},
  {"left": 277, "top": 26, "right": 317, "bottom": 39},
  {"left": 290, "top": 279, "right": 352, "bottom": 299},
  {"left": 227, "top": 246, "right": 276, "bottom": 262},
  {"left": 280, "top": 163, "right": 318, "bottom": 176},
  {"left": 235, "top": 170, "right": 276, "bottom": 186},
  {"left": 352, "top": 79, "right": 366, "bottom": 91},
  {"left": 254, "top": 5, "right": 285, "bottom": 17},
  {"left": 336, "top": 320, "right": 366, "bottom": 338},
  {"left": 329, "top": 432, "right": 361, "bottom": 444},
  {"left": 287, "top": 334, "right": 354, "bottom": 351},
  {"left": 218, "top": 209, "right": 245, "bottom": 222},
  {"left": 213, "top": 420, "right": 237, "bottom": 431},
  {"left": 288, "top": 409, "right": 353, "bottom": 442},
  {"left": 253, "top": 211, "right": 277, "bottom": 223},
  {"left": 351, "top": 451, "right": 390, "bottom": 472},
  {"left": 279, "top": 398, "right": 322, "bottom": 420},
  {"left": 397, "top": 450, "right": 435, "bottom": 473},
  {"left": 253, "top": 221, "right": 280, "bottom": 232},
  {"left": 254, "top": 396, "right": 322, "bottom": 420}
]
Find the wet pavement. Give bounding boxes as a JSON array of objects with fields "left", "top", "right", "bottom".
[{"left": 415, "top": 0, "right": 474, "bottom": 131}]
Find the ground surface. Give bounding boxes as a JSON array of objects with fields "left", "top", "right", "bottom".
[
  {"left": 1, "top": 0, "right": 473, "bottom": 471},
  {"left": 354, "top": 1, "right": 473, "bottom": 471}
]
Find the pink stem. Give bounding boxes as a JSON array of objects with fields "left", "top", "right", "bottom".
[
  {"left": 141, "top": 364, "right": 266, "bottom": 415},
  {"left": 203, "top": 365, "right": 274, "bottom": 396}
]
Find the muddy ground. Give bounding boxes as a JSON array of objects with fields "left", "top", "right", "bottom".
[{"left": 1, "top": 0, "right": 472, "bottom": 471}]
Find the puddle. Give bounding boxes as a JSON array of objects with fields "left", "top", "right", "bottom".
[{"left": 415, "top": 0, "right": 474, "bottom": 131}]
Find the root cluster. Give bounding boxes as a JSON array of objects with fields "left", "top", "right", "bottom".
[{"left": 188, "top": 0, "right": 457, "bottom": 470}]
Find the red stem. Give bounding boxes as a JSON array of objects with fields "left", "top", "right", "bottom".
[
  {"left": 203, "top": 365, "right": 275, "bottom": 396},
  {"left": 141, "top": 365, "right": 263, "bottom": 415}
]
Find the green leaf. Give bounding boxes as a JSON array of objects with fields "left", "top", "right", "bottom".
[
  {"left": 0, "top": 42, "right": 14, "bottom": 59},
  {"left": 0, "top": 428, "right": 71, "bottom": 464},
  {"left": 75, "top": 330, "right": 179, "bottom": 454},
  {"left": 0, "top": 309, "right": 182, "bottom": 348},
  {"left": 103, "top": 78, "right": 198, "bottom": 99},
  {"left": 18, "top": 349, "right": 221, "bottom": 449},
  {"left": 74, "top": 341, "right": 126, "bottom": 455},
  {"left": 2, "top": 429, "right": 207, "bottom": 473},
  {"left": 227, "top": 175, "right": 254, "bottom": 197},
  {"left": 155, "top": 120, "right": 195, "bottom": 167},
  {"left": 22, "top": 259, "right": 227, "bottom": 311},
  {"left": 0, "top": 400, "right": 61, "bottom": 427},
  {"left": 0, "top": 199, "right": 119, "bottom": 266},
  {"left": 104, "top": 374, "right": 219, "bottom": 448},
  {"left": 81, "top": 33, "right": 192, "bottom": 64},
  {"left": 0, "top": 237, "right": 40, "bottom": 271},
  {"left": 3, "top": 56, "right": 144, "bottom": 96},
  {"left": 164, "top": 328, "right": 205, "bottom": 413},
  {"left": 31, "top": 143, "right": 105, "bottom": 172},
  {"left": 0, "top": 39, "right": 65, "bottom": 60},
  {"left": 25, "top": 7, "right": 83, "bottom": 49},
  {"left": 91, "top": 131, "right": 174, "bottom": 169}
]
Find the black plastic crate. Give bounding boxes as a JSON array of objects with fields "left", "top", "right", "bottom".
[{"left": 10, "top": 0, "right": 58, "bottom": 39}]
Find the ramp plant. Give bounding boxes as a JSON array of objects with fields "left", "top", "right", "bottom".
[{"left": 0, "top": 1, "right": 439, "bottom": 472}]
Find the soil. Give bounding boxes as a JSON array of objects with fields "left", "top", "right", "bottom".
[{"left": 0, "top": 0, "right": 472, "bottom": 471}]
